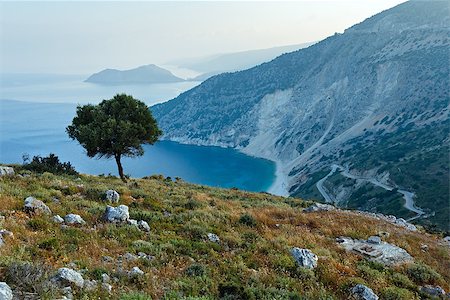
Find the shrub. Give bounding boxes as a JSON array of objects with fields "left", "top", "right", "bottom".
[
  {"left": 6, "top": 262, "right": 51, "bottom": 294},
  {"left": 24, "top": 153, "right": 78, "bottom": 175},
  {"left": 239, "top": 214, "right": 257, "bottom": 227},
  {"left": 27, "top": 219, "right": 50, "bottom": 231},
  {"left": 38, "top": 237, "right": 59, "bottom": 251},
  {"left": 120, "top": 291, "right": 152, "bottom": 300},
  {"left": 406, "top": 263, "right": 442, "bottom": 284},
  {"left": 381, "top": 287, "right": 418, "bottom": 300},
  {"left": 185, "top": 264, "right": 206, "bottom": 277}
]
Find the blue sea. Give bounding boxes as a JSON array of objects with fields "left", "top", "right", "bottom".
[{"left": 0, "top": 74, "right": 275, "bottom": 192}]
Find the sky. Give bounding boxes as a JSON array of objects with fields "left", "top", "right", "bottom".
[{"left": 0, "top": 0, "right": 406, "bottom": 74}]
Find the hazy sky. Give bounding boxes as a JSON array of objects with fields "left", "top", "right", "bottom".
[{"left": 0, "top": 1, "right": 406, "bottom": 74}]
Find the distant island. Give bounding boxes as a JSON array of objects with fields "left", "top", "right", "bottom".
[{"left": 85, "top": 64, "right": 184, "bottom": 85}]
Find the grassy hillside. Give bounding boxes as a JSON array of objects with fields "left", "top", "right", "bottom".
[{"left": 0, "top": 168, "right": 449, "bottom": 299}]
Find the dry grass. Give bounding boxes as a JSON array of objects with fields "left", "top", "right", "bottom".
[{"left": 0, "top": 170, "right": 449, "bottom": 299}]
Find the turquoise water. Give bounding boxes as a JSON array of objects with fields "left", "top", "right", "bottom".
[{"left": 0, "top": 98, "right": 275, "bottom": 192}]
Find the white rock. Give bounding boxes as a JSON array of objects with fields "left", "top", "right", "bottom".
[
  {"left": 101, "top": 283, "right": 112, "bottom": 293},
  {"left": 105, "top": 190, "right": 120, "bottom": 203},
  {"left": 420, "top": 285, "right": 445, "bottom": 296},
  {"left": 351, "top": 284, "right": 379, "bottom": 300},
  {"left": 207, "top": 233, "right": 220, "bottom": 243},
  {"left": 0, "top": 282, "right": 13, "bottom": 300},
  {"left": 367, "top": 236, "right": 382, "bottom": 244},
  {"left": 83, "top": 280, "right": 97, "bottom": 291},
  {"left": 53, "top": 215, "right": 64, "bottom": 223},
  {"left": 64, "top": 214, "right": 86, "bottom": 225},
  {"left": 101, "top": 273, "right": 110, "bottom": 283},
  {"left": 303, "top": 203, "right": 335, "bottom": 213},
  {"left": 138, "top": 220, "right": 150, "bottom": 232},
  {"left": 24, "top": 196, "right": 52, "bottom": 215},
  {"left": 130, "top": 266, "right": 144, "bottom": 276},
  {"left": 53, "top": 268, "right": 84, "bottom": 288},
  {"left": 103, "top": 205, "right": 129, "bottom": 223},
  {"left": 127, "top": 219, "right": 138, "bottom": 226},
  {"left": 290, "top": 247, "right": 318, "bottom": 269},
  {"left": 0, "top": 166, "right": 14, "bottom": 176},
  {"left": 123, "top": 252, "right": 138, "bottom": 261},
  {"left": 0, "top": 230, "right": 13, "bottom": 238}
]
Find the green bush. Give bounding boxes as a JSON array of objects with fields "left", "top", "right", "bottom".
[
  {"left": 185, "top": 264, "right": 206, "bottom": 277},
  {"left": 38, "top": 238, "right": 59, "bottom": 251},
  {"left": 381, "top": 287, "right": 417, "bottom": 300},
  {"left": 406, "top": 263, "right": 442, "bottom": 284},
  {"left": 27, "top": 219, "right": 50, "bottom": 231},
  {"left": 24, "top": 153, "right": 78, "bottom": 176},
  {"left": 120, "top": 291, "right": 152, "bottom": 300},
  {"left": 239, "top": 214, "right": 257, "bottom": 227}
]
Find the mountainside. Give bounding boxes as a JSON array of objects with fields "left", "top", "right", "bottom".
[
  {"left": 85, "top": 64, "right": 184, "bottom": 85},
  {"left": 170, "top": 43, "right": 314, "bottom": 81},
  {"left": 152, "top": 1, "right": 450, "bottom": 230},
  {"left": 0, "top": 168, "right": 449, "bottom": 299}
]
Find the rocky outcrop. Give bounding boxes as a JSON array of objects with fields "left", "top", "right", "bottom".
[
  {"left": 105, "top": 190, "right": 120, "bottom": 203},
  {"left": 53, "top": 215, "right": 64, "bottom": 223},
  {"left": 420, "top": 285, "right": 446, "bottom": 297},
  {"left": 64, "top": 214, "right": 86, "bottom": 225},
  {"left": 337, "top": 237, "right": 413, "bottom": 266},
  {"left": 130, "top": 267, "right": 144, "bottom": 276},
  {"left": 0, "top": 166, "right": 14, "bottom": 176},
  {"left": 303, "top": 203, "right": 336, "bottom": 213},
  {"left": 103, "top": 205, "right": 129, "bottom": 223},
  {"left": 138, "top": 220, "right": 150, "bottom": 232},
  {"left": 24, "top": 197, "right": 52, "bottom": 215},
  {"left": 52, "top": 268, "right": 84, "bottom": 288},
  {"left": 0, "top": 282, "right": 13, "bottom": 300},
  {"left": 207, "top": 233, "right": 220, "bottom": 243},
  {"left": 290, "top": 248, "right": 318, "bottom": 269},
  {"left": 350, "top": 284, "right": 379, "bottom": 300}
]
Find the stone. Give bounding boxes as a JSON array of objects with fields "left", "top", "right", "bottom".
[
  {"left": 53, "top": 215, "right": 64, "bottom": 223},
  {"left": 61, "top": 287, "right": 73, "bottom": 299},
  {"left": 137, "top": 252, "right": 155, "bottom": 261},
  {"left": 105, "top": 190, "right": 120, "bottom": 203},
  {"left": 420, "top": 285, "right": 445, "bottom": 296},
  {"left": 102, "top": 256, "right": 114, "bottom": 263},
  {"left": 123, "top": 252, "right": 138, "bottom": 261},
  {"left": 130, "top": 266, "right": 144, "bottom": 276},
  {"left": 52, "top": 268, "right": 84, "bottom": 288},
  {"left": 138, "top": 220, "right": 150, "bottom": 232},
  {"left": 101, "top": 283, "right": 112, "bottom": 293},
  {"left": 303, "top": 203, "right": 335, "bottom": 213},
  {"left": 24, "top": 196, "right": 52, "bottom": 215},
  {"left": 64, "top": 214, "right": 86, "bottom": 225},
  {"left": 101, "top": 273, "right": 110, "bottom": 283},
  {"left": 83, "top": 280, "right": 97, "bottom": 292},
  {"left": 420, "top": 244, "right": 428, "bottom": 251},
  {"left": 0, "top": 230, "right": 13, "bottom": 238},
  {"left": 0, "top": 166, "right": 14, "bottom": 176},
  {"left": 207, "top": 233, "right": 220, "bottom": 243},
  {"left": 350, "top": 284, "right": 379, "bottom": 300},
  {"left": 290, "top": 247, "right": 318, "bottom": 269},
  {"left": 127, "top": 219, "right": 138, "bottom": 226},
  {"left": 0, "top": 236, "right": 4, "bottom": 247},
  {"left": 0, "top": 282, "right": 13, "bottom": 300},
  {"left": 337, "top": 237, "right": 413, "bottom": 266},
  {"left": 394, "top": 218, "right": 417, "bottom": 231},
  {"left": 103, "top": 205, "right": 129, "bottom": 223},
  {"left": 367, "top": 236, "right": 382, "bottom": 244}
]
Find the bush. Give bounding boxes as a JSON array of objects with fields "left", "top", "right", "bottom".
[
  {"left": 38, "top": 237, "right": 59, "bottom": 251},
  {"left": 6, "top": 262, "right": 51, "bottom": 294},
  {"left": 406, "top": 263, "right": 442, "bottom": 284},
  {"left": 27, "top": 219, "right": 50, "bottom": 231},
  {"left": 381, "top": 287, "right": 418, "bottom": 300},
  {"left": 120, "top": 291, "right": 152, "bottom": 300},
  {"left": 185, "top": 264, "right": 206, "bottom": 277},
  {"left": 239, "top": 214, "right": 257, "bottom": 227},
  {"left": 24, "top": 153, "right": 78, "bottom": 175}
]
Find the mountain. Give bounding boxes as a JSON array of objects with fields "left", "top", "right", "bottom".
[
  {"left": 152, "top": 1, "right": 450, "bottom": 231},
  {"left": 85, "top": 64, "right": 184, "bottom": 85},
  {"left": 0, "top": 167, "right": 449, "bottom": 298},
  {"left": 170, "top": 43, "right": 315, "bottom": 80}
]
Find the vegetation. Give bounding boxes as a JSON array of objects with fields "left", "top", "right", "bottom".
[
  {"left": 23, "top": 153, "right": 78, "bottom": 176},
  {"left": 66, "top": 94, "right": 161, "bottom": 182},
  {"left": 0, "top": 167, "right": 449, "bottom": 299}
]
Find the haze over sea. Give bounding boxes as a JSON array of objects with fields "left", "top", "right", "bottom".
[{"left": 0, "top": 74, "right": 276, "bottom": 192}]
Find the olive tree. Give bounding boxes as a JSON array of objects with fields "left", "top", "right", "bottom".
[{"left": 66, "top": 94, "right": 162, "bottom": 182}]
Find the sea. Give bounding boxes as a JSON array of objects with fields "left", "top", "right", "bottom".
[{"left": 0, "top": 73, "right": 276, "bottom": 192}]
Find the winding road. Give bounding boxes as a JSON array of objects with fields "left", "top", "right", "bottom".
[{"left": 316, "top": 164, "right": 426, "bottom": 220}]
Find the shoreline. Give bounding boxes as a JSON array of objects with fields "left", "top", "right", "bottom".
[{"left": 267, "top": 159, "right": 290, "bottom": 197}]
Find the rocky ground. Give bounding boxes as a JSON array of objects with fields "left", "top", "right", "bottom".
[{"left": 0, "top": 166, "right": 449, "bottom": 299}]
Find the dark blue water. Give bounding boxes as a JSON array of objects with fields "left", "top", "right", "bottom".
[{"left": 0, "top": 99, "right": 275, "bottom": 192}]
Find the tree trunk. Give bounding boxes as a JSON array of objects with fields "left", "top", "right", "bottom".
[{"left": 114, "top": 154, "right": 127, "bottom": 182}]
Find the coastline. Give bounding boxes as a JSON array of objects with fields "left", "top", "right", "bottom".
[{"left": 267, "top": 159, "right": 290, "bottom": 197}]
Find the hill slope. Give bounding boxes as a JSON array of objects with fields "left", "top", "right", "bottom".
[
  {"left": 0, "top": 169, "right": 449, "bottom": 299},
  {"left": 85, "top": 64, "right": 184, "bottom": 85},
  {"left": 152, "top": 0, "right": 450, "bottom": 230}
]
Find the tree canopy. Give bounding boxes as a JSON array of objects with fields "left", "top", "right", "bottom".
[{"left": 66, "top": 94, "right": 162, "bottom": 181}]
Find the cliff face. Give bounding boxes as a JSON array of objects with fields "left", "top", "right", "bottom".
[{"left": 152, "top": 1, "right": 450, "bottom": 230}]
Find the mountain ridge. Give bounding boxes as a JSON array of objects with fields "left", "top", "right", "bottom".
[{"left": 152, "top": 0, "right": 450, "bottom": 230}]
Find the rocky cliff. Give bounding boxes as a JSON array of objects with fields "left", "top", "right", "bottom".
[{"left": 152, "top": 1, "right": 450, "bottom": 230}]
